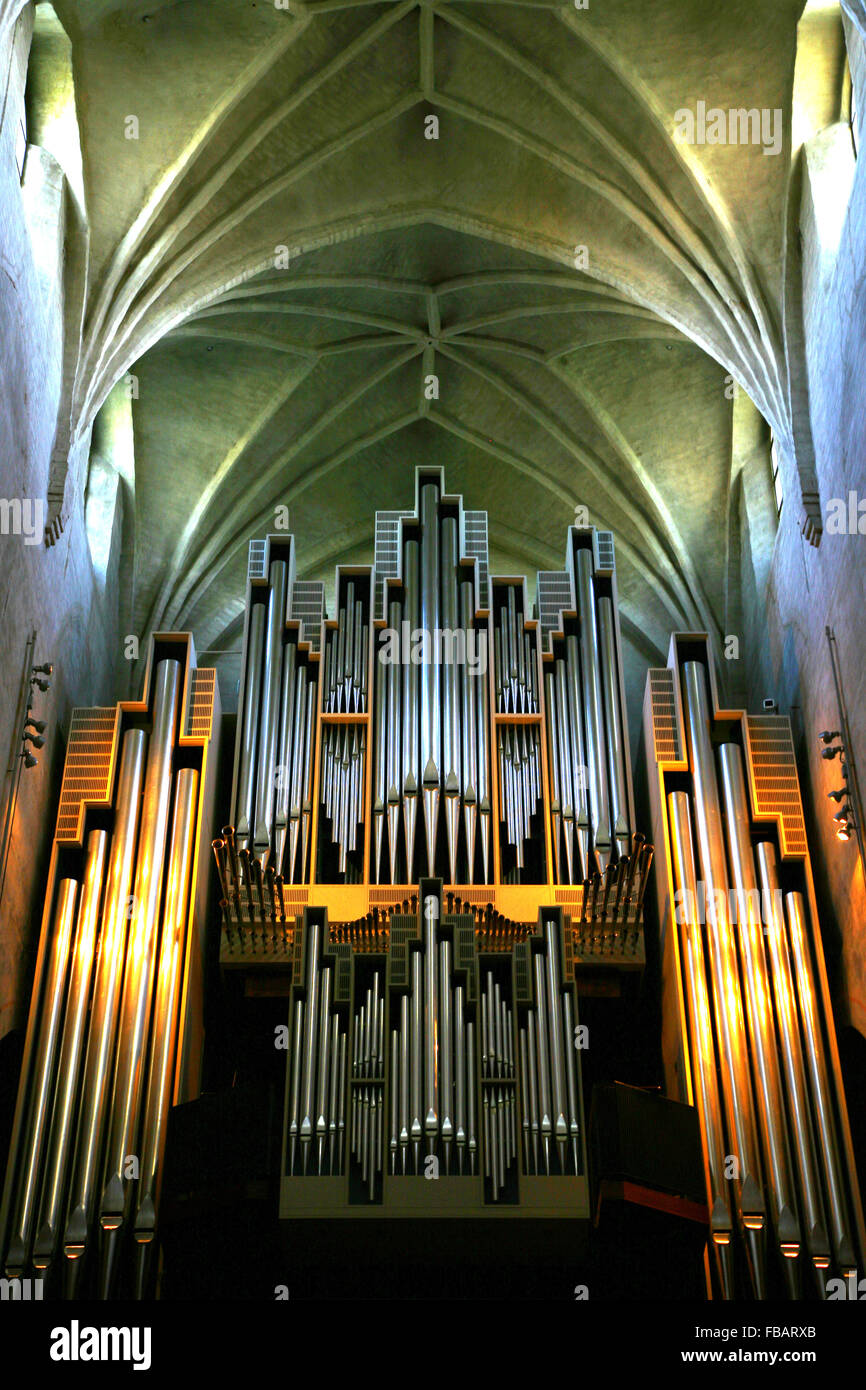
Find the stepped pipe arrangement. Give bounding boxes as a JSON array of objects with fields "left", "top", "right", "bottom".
[
  {"left": 370, "top": 476, "right": 492, "bottom": 886},
  {"left": 644, "top": 636, "right": 866, "bottom": 1299},
  {"left": 285, "top": 911, "right": 348, "bottom": 1180},
  {"left": 218, "top": 469, "right": 651, "bottom": 976},
  {"left": 229, "top": 534, "right": 321, "bottom": 893},
  {"left": 280, "top": 885, "right": 587, "bottom": 1214},
  {"left": 538, "top": 530, "right": 632, "bottom": 885},
  {"left": 0, "top": 636, "right": 219, "bottom": 1299},
  {"left": 519, "top": 919, "right": 582, "bottom": 1179}
]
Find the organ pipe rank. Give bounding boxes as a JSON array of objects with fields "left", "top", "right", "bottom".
[
  {"left": 644, "top": 637, "right": 866, "bottom": 1299},
  {"left": 218, "top": 466, "right": 652, "bottom": 969},
  {"left": 0, "top": 638, "right": 219, "bottom": 1299}
]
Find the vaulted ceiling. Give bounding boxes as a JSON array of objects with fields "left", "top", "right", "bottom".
[{"left": 38, "top": 0, "right": 844, "bottom": 723}]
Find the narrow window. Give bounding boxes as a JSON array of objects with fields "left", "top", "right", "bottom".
[{"left": 770, "top": 434, "right": 784, "bottom": 516}]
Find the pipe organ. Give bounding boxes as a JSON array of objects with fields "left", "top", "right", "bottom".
[
  {"left": 0, "top": 636, "right": 219, "bottom": 1298},
  {"left": 210, "top": 466, "right": 651, "bottom": 1219},
  {"left": 217, "top": 467, "right": 651, "bottom": 968},
  {"left": 279, "top": 886, "right": 583, "bottom": 1213},
  {"left": 644, "top": 635, "right": 866, "bottom": 1299},
  {"left": 4, "top": 459, "right": 865, "bottom": 1301}
]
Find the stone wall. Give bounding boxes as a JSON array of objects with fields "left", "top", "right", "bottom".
[
  {"left": 0, "top": 9, "right": 119, "bottom": 1038},
  {"left": 743, "top": 14, "right": 866, "bottom": 1038}
]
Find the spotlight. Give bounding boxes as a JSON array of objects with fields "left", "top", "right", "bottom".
[
  {"left": 837, "top": 822, "right": 853, "bottom": 842},
  {"left": 31, "top": 663, "right": 53, "bottom": 676},
  {"left": 24, "top": 718, "right": 46, "bottom": 734},
  {"left": 833, "top": 804, "right": 853, "bottom": 823},
  {"left": 818, "top": 730, "right": 841, "bottom": 744},
  {"left": 822, "top": 746, "right": 842, "bottom": 760},
  {"left": 30, "top": 677, "right": 50, "bottom": 692},
  {"left": 21, "top": 750, "right": 37, "bottom": 769},
  {"left": 24, "top": 732, "right": 45, "bottom": 750},
  {"left": 828, "top": 789, "right": 846, "bottom": 802}
]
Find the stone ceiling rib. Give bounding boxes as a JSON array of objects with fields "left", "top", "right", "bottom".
[
  {"left": 556, "top": 3, "right": 788, "bottom": 413},
  {"left": 162, "top": 350, "right": 424, "bottom": 625},
  {"left": 79, "top": 89, "right": 424, "bottom": 424},
  {"left": 75, "top": 9, "right": 315, "bottom": 387},
  {"left": 436, "top": 343, "right": 706, "bottom": 630},
  {"left": 174, "top": 409, "right": 422, "bottom": 630},
  {"left": 30, "top": 0, "right": 836, "bottom": 688}
]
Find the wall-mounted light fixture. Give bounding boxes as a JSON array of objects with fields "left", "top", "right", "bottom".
[
  {"left": 818, "top": 729, "right": 857, "bottom": 842},
  {"left": 823, "top": 627, "right": 865, "bottom": 869},
  {"left": 0, "top": 636, "right": 54, "bottom": 912}
]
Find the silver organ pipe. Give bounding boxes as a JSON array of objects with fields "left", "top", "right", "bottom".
[
  {"left": 538, "top": 534, "right": 637, "bottom": 951},
  {"left": 784, "top": 890, "right": 857, "bottom": 1275},
  {"left": 680, "top": 661, "right": 767, "bottom": 1296},
  {"left": 99, "top": 659, "right": 181, "bottom": 1276},
  {"left": 286, "top": 913, "right": 348, "bottom": 1180},
  {"left": 254, "top": 560, "right": 287, "bottom": 860},
  {"left": 32, "top": 830, "right": 108, "bottom": 1275},
  {"left": 576, "top": 547, "right": 612, "bottom": 872},
  {"left": 597, "top": 597, "right": 630, "bottom": 859},
  {"left": 441, "top": 517, "right": 461, "bottom": 885},
  {"left": 219, "top": 475, "right": 643, "bottom": 1219},
  {"left": 423, "top": 893, "right": 439, "bottom": 1141},
  {"left": 645, "top": 635, "right": 865, "bottom": 1299},
  {"left": 132, "top": 766, "right": 199, "bottom": 1295},
  {"left": 227, "top": 538, "right": 321, "bottom": 900},
  {"left": 63, "top": 729, "right": 147, "bottom": 1286},
  {"left": 420, "top": 481, "right": 441, "bottom": 878},
  {"left": 387, "top": 598, "right": 402, "bottom": 885},
  {"left": 223, "top": 475, "right": 644, "bottom": 935},
  {"left": 460, "top": 580, "right": 478, "bottom": 886},
  {"left": 235, "top": 605, "right": 264, "bottom": 853},
  {"left": 756, "top": 844, "right": 831, "bottom": 1280},
  {"left": 718, "top": 743, "right": 801, "bottom": 1287},
  {"left": 667, "top": 790, "right": 736, "bottom": 1299},
  {"left": 1, "top": 637, "right": 217, "bottom": 1299},
  {"left": 3, "top": 877, "right": 79, "bottom": 1276},
  {"left": 402, "top": 537, "right": 420, "bottom": 880},
  {"left": 321, "top": 574, "right": 369, "bottom": 883},
  {"left": 281, "top": 897, "right": 584, "bottom": 1211}
]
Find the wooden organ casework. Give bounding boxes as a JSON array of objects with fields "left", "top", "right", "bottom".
[
  {"left": 0, "top": 636, "right": 220, "bottom": 1298},
  {"left": 644, "top": 635, "right": 866, "bottom": 1299},
  {"left": 212, "top": 467, "right": 653, "bottom": 1218}
]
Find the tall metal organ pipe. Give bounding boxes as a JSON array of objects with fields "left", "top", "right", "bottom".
[
  {"left": 2, "top": 637, "right": 215, "bottom": 1301},
  {"left": 645, "top": 635, "right": 864, "bottom": 1298},
  {"left": 98, "top": 659, "right": 181, "bottom": 1289},
  {"left": 717, "top": 743, "right": 801, "bottom": 1287},
  {"left": 32, "top": 830, "right": 108, "bottom": 1276},
  {"left": 667, "top": 790, "right": 735, "bottom": 1299},
  {"left": 132, "top": 766, "right": 199, "bottom": 1295},
  {"left": 62, "top": 728, "right": 148, "bottom": 1288},
  {"left": 680, "top": 661, "right": 766, "bottom": 1296},
  {"left": 420, "top": 481, "right": 441, "bottom": 877}
]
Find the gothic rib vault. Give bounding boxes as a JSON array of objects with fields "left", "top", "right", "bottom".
[{"left": 11, "top": 0, "right": 849, "bottom": 726}]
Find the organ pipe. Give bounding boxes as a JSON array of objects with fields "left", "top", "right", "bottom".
[
  {"left": 281, "top": 893, "right": 583, "bottom": 1211},
  {"left": 1, "top": 636, "right": 217, "bottom": 1300},
  {"left": 645, "top": 635, "right": 865, "bottom": 1299},
  {"left": 221, "top": 474, "right": 644, "bottom": 971}
]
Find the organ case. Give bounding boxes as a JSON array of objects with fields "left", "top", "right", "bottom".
[
  {"left": 0, "top": 635, "right": 219, "bottom": 1298},
  {"left": 644, "top": 634, "right": 866, "bottom": 1299}
]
